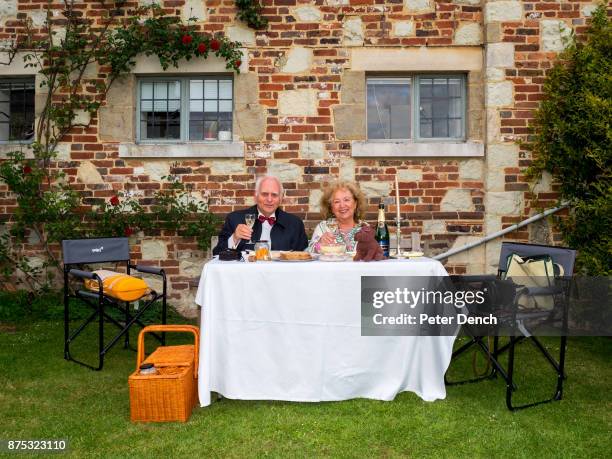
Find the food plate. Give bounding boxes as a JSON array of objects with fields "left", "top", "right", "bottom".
[
  {"left": 273, "top": 257, "right": 315, "bottom": 262},
  {"left": 319, "top": 254, "right": 353, "bottom": 262}
]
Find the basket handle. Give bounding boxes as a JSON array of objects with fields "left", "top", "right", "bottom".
[{"left": 136, "top": 325, "right": 200, "bottom": 379}]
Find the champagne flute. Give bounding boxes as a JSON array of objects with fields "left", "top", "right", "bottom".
[
  {"left": 245, "top": 213, "right": 256, "bottom": 244},
  {"left": 326, "top": 217, "right": 338, "bottom": 234}
]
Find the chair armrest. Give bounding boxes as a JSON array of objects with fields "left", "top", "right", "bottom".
[
  {"left": 132, "top": 264, "right": 165, "bottom": 276},
  {"left": 69, "top": 269, "right": 98, "bottom": 280}
]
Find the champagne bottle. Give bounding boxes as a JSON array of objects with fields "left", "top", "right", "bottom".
[{"left": 375, "top": 201, "right": 390, "bottom": 257}]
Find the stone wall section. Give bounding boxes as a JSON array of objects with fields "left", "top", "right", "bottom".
[{"left": 0, "top": 1, "right": 603, "bottom": 312}]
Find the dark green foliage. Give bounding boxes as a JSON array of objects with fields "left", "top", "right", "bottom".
[
  {"left": 235, "top": 0, "right": 268, "bottom": 30},
  {"left": 526, "top": 5, "right": 611, "bottom": 274}
]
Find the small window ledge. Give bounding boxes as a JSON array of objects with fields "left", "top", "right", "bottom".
[
  {"left": 119, "top": 142, "right": 244, "bottom": 158},
  {"left": 0, "top": 143, "right": 34, "bottom": 158},
  {"left": 351, "top": 141, "right": 484, "bottom": 158}
]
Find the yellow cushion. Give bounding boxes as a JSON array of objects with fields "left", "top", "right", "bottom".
[{"left": 84, "top": 270, "right": 150, "bottom": 302}]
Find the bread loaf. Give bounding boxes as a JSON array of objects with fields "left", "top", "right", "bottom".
[{"left": 279, "top": 251, "right": 312, "bottom": 261}]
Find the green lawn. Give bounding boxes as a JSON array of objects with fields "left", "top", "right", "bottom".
[{"left": 0, "top": 319, "right": 610, "bottom": 458}]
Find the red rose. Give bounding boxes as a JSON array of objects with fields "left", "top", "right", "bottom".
[
  {"left": 23, "top": 165, "right": 32, "bottom": 174},
  {"left": 181, "top": 34, "right": 193, "bottom": 45},
  {"left": 197, "top": 42, "right": 207, "bottom": 54},
  {"left": 210, "top": 39, "right": 220, "bottom": 51},
  {"left": 124, "top": 227, "right": 134, "bottom": 237},
  {"left": 234, "top": 59, "right": 242, "bottom": 68},
  {"left": 110, "top": 195, "right": 120, "bottom": 206}
]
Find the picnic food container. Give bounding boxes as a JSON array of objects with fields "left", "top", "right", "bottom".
[{"left": 128, "top": 324, "right": 199, "bottom": 422}]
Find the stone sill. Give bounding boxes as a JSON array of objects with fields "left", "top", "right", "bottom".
[
  {"left": 351, "top": 141, "right": 484, "bottom": 158},
  {"left": 119, "top": 142, "right": 245, "bottom": 158},
  {"left": 0, "top": 143, "right": 34, "bottom": 158}
]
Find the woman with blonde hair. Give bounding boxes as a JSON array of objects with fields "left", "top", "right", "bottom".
[{"left": 307, "top": 180, "right": 367, "bottom": 253}]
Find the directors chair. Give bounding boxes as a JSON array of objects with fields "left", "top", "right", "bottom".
[
  {"left": 62, "top": 237, "right": 167, "bottom": 370},
  {"left": 446, "top": 242, "right": 576, "bottom": 411}
]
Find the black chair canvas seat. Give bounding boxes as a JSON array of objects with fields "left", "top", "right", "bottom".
[
  {"left": 446, "top": 242, "right": 576, "bottom": 410},
  {"left": 62, "top": 237, "right": 167, "bottom": 370}
]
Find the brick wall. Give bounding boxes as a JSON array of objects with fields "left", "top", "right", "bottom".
[{"left": 0, "top": 1, "right": 604, "bottom": 312}]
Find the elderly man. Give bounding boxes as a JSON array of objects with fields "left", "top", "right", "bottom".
[{"left": 212, "top": 175, "right": 309, "bottom": 255}]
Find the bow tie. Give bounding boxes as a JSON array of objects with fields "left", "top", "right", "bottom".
[{"left": 258, "top": 215, "right": 276, "bottom": 225}]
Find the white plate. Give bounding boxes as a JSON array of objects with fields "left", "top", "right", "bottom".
[
  {"left": 273, "top": 257, "right": 315, "bottom": 262},
  {"left": 319, "top": 254, "right": 353, "bottom": 262}
]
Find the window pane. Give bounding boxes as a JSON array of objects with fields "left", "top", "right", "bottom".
[
  {"left": 141, "top": 82, "right": 153, "bottom": 99},
  {"left": 420, "top": 79, "right": 432, "bottom": 97},
  {"left": 449, "top": 119, "right": 462, "bottom": 138},
  {"left": 432, "top": 99, "right": 448, "bottom": 118},
  {"left": 154, "top": 82, "right": 167, "bottom": 99},
  {"left": 219, "top": 100, "right": 232, "bottom": 112},
  {"left": 204, "top": 120, "right": 218, "bottom": 140},
  {"left": 204, "top": 100, "right": 218, "bottom": 112},
  {"left": 433, "top": 119, "right": 448, "bottom": 138},
  {"left": 168, "top": 99, "right": 180, "bottom": 111},
  {"left": 448, "top": 78, "right": 461, "bottom": 97},
  {"left": 153, "top": 100, "right": 167, "bottom": 112},
  {"left": 140, "top": 80, "right": 182, "bottom": 140},
  {"left": 418, "top": 76, "right": 464, "bottom": 139},
  {"left": 433, "top": 79, "right": 448, "bottom": 97},
  {"left": 367, "top": 79, "right": 411, "bottom": 139},
  {"left": 189, "top": 121, "right": 204, "bottom": 141},
  {"left": 189, "top": 99, "right": 202, "bottom": 112},
  {"left": 0, "top": 79, "right": 35, "bottom": 141},
  {"left": 204, "top": 112, "right": 218, "bottom": 121},
  {"left": 169, "top": 81, "right": 180, "bottom": 99},
  {"left": 219, "top": 80, "right": 232, "bottom": 99},
  {"left": 448, "top": 96, "right": 461, "bottom": 117},
  {"left": 420, "top": 119, "right": 432, "bottom": 138},
  {"left": 190, "top": 80, "right": 203, "bottom": 99},
  {"left": 204, "top": 80, "right": 217, "bottom": 98},
  {"left": 219, "top": 119, "right": 232, "bottom": 133},
  {"left": 190, "top": 111, "right": 204, "bottom": 121}
]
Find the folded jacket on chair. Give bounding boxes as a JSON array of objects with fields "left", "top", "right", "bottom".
[{"left": 84, "top": 270, "right": 150, "bottom": 301}]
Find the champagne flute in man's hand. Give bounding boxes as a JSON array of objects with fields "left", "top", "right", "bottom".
[{"left": 245, "top": 214, "right": 256, "bottom": 244}]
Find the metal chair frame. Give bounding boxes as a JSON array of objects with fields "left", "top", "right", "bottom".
[
  {"left": 445, "top": 242, "right": 576, "bottom": 411},
  {"left": 62, "top": 237, "right": 167, "bottom": 371}
]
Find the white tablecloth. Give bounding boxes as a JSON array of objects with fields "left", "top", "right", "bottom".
[{"left": 195, "top": 257, "right": 455, "bottom": 407}]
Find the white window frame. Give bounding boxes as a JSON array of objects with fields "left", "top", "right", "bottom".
[
  {"left": 136, "top": 75, "right": 234, "bottom": 144},
  {"left": 0, "top": 77, "right": 35, "bottom": 145},
  {"left": 366, "top": 74, "right": 467, "bottom": 143}
]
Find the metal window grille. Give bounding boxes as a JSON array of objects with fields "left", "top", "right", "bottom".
[{"left": 0, "top": 78, "right": 35, "bottom": 142}]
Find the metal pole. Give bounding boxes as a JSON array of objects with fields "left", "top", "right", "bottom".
[{"left": 434, "top": 203, "right": 569, "bottom": 261}]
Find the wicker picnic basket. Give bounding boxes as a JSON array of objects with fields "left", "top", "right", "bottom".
[{"left": 128, "top": 324, "right": 200, "bottom": 422}]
